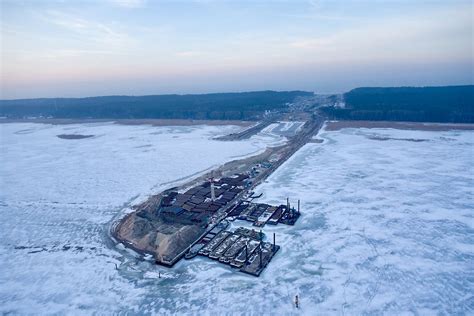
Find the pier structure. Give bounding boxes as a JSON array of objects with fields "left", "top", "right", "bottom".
[
  {"left": 191, "top": 226, "right": 280, "bottom": 276},
  {"left": 229, "top": 198, "right": 301, "bottom": 227},
  {"left": 152, "top": 170, "right": 300, "bottom": 272}
]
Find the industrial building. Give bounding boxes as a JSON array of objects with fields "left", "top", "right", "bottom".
[{"left": 151, "top": 172, "right": 301, "bottom": 275}]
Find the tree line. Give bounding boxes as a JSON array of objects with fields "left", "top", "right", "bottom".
[
  {"left": 0, "top": 91, "right": 313, "bottom": 120},
  {"left": 321, "top": 85, "right": 474, "bottom": 123}
]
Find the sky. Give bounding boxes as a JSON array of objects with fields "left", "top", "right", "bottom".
[{"left": 1, "top": 0, "right": 473, "bottom": 99}]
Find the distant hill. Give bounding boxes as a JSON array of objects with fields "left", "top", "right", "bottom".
[
  {"left": 321, "top": 85, "right": 474, "bottom": 123},
  {"left": 0, "top": 91, "right": 313, "bottom": 120}
]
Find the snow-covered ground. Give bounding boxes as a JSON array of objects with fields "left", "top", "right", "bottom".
[
  {"left": 1, "top": 123, "right": 473, "bottom": 314},
  {"left": 250, "top": 128, "right": 474, "bottom": 314},
  {"left": 262, "top": 121, "right": 305, "bottom": 139},
  {"left": 0, "top": 122, "right": 279, "bottom": 314}
]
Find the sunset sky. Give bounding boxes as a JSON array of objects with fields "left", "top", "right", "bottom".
[{"left": 1, "top": 0, "right": 473, "bottom": 99}]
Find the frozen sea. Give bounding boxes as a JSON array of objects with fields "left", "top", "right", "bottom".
[
  {"left": 1, "top": 123, "right": 473, "bottom": 315},
  {"left": 0, "top": 122, "right": 282, "bottom": 314}
]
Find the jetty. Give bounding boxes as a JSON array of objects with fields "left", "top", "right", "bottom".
[{"left": 112, "top": 115, "right": 324, "bottom": 276}]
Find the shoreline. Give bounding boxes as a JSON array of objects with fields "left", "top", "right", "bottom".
[
  {"left": 325, "top": 120, "right": 474, "bottom": 131},
  {"left": 0, "top": 118, "right": 255, "bottom": 127},
  {"left": 3, "top": 118, "right": 474, "bottom": 131}
]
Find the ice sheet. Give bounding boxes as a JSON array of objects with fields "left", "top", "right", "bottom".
[
  {"left": 1, "top": 124, "right": 472, "bottom": 314},
  {"left": 0, "top": 122, "right": 276, "bottom": 314}
]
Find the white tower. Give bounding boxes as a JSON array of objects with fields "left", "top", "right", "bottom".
[{"left": 210, "top": 178, "right": 216, "bottom": 201}]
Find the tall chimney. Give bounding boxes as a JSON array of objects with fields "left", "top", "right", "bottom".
[
  {"left": 287, "top": 197, "right": 289, "bottom": 210},
  {"left": 273, "top": 232, "right": 276, "bottom": 251},
  {"left": 244, "top": 244, "right": 248, "bottom": 263},
  {"left": 211, "top": 179, "right": 216, "bottom": 201},
  {"left": 298, "top": 199, "right": 300, "bottom": 213},
  {"left": 259, "top": 244, "right": 263, "bottom": 268}
]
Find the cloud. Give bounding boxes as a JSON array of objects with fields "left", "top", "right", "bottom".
[
  {"left": 288, "top": 6, "right": 472, "bottom": 64},
  {"left": 43, "top": 10, "right": 130, "bottom": 46},
  {"left": 107, "top": 0, "right": 146, "bottom": 8},
  {"left": 176, "top": 51, "right": 205, "bottom": 58}
]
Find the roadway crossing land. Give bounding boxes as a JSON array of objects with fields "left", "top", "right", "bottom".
[{"left": 112, "top": 115, "right": 324, "bottom": 275}]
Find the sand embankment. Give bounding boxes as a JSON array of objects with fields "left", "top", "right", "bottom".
[
  {"left": 0, "top": 118, "right": 254, "bottom": 127},
  {"left": 325, "top": 120, "right": 474, "bottom": 131}
]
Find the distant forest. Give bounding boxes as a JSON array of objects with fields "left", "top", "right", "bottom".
[
  {"left": 2, "top": 86, "right": 473, "bottom": 123},
  {"left": 321, "top": 85, "right": 474, "bottom": 123},
  {"left": 0, "top": 91, "right": 312, "bottom": 120}
]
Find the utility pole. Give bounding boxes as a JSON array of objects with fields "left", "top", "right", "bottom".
[
  {"left": 273, "top": 232, "right": 276, "bottom": 251},
  {"left": 244, "top": 244, "right": 248, "bottom": 263}
]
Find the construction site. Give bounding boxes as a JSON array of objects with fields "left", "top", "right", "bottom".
[{"left": 112, "top": 115, "right": 322, "bottom": 276}]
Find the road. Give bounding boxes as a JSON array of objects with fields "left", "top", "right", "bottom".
[{"left": 110, "top": 114, "right": 326, "bottom": 265}]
